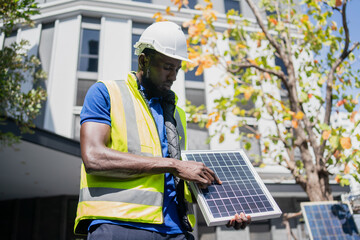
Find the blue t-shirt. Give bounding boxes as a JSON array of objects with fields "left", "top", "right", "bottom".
[{"left": 80, "top": 82, "right": 183, "bottom": 234}]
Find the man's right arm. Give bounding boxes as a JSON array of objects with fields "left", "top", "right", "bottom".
[{"left": 80, "top": 121, "right": 220, "bottom": 188}]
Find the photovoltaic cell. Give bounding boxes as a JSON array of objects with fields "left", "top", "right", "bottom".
[
  {"left": 301, "top": 201, "right": 360, "bottom": 240},
  {"left": 181, "top": 150, "right": 282, "bottom": 226}
]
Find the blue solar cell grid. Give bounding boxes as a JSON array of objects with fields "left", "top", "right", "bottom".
[
  {"left": 302, "top": 202, "right": 360, "bottom": 240},
  {"left": 183, "top": 151, "right": 281, "bottom": 225}
]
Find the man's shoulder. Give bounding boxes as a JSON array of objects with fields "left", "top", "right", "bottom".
[
  {"left": 89, "top": 81, "right": 107, "bottom": 91},
  {"left": 83, "top": 82, "right": 111, "bottom": 109}
]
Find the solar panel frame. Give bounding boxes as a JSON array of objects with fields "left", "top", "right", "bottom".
[
  {"left": 301, "top": 201, "right": 360, "bottom": 240},
  {"left": 181, "top": 150, "right": 282, "bottom": 226}
]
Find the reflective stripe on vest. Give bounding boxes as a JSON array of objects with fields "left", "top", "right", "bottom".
[
  {"left": 79, "top": 187, "right": 163, "bottom": 206},
  {"left": 115, "top": 80, "right": 142, "bottom": 155}
]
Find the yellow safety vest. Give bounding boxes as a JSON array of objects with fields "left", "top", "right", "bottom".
[{"left": 74, "top": 72, "right": 193, "bottom": 235}]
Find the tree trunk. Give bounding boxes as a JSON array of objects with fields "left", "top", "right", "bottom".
[{"left": 300, "top": 142, "right": 333, "bottom": 201}]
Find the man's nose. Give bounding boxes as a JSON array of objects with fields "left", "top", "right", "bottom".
[{"left": 168, "top": 69, "right": 177, "bottom": 82}]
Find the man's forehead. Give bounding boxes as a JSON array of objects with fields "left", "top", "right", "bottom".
[{"left": 153, "top": 52, "right": 181, "bottom": 66}]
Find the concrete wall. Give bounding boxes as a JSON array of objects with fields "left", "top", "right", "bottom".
[
  {"left": 98, "top": 17, "right": 132, "bottom": 81},
  {"left": 44, "top": 16, "right": 81, "bottom": 137}
]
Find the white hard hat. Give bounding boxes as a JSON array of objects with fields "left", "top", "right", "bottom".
[{"left": 134, "top": 21, "right": 191, "bottom": 62}]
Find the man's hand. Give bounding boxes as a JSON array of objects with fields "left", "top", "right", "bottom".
[
  {"left": 173, "top": 160, "right": 222, "bottom": 188},
  {"left": 226, "top": 213, "right": 251, "bottom": 230}
]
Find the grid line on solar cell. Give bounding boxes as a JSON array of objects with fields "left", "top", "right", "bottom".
[
  {"left": 302, "top": 202, "right": 360, "bottom": 240},
  {"left": 186, "top": 152, "right": 275, "bottom": 218}
]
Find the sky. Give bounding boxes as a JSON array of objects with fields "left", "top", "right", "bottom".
[
  {"left": 331, "top": 0, "right": 360, "bottom": 104},
  {"left": 314, "top": 0, "right": 360, "bottom": 67},
  {"left": 343, "top": 0, "right": 360, "bottom": 44},
  {"left": 314, "top": 0, "right": 360, "bottom": 108},
  {"left": 333, "top": 0, "right": 360, "bottom": 68}
]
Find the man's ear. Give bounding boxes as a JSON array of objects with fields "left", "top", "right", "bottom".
[{"left": 138, "top": 53, "right": 150, "bottom": 71}]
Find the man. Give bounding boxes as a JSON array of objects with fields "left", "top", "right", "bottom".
[{"left": 74, "top": 21, "right": 251, "bottom": 239}]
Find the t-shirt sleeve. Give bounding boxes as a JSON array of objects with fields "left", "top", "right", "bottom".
[{"left": 80, "top": 82, "right": 111, "bottom": 126}]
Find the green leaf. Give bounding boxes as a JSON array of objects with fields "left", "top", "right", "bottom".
[
  {"left": 244, "top": 142, "right": 251, "bottom": 151},
  {"left": 349, "top": 53, "right": 355, "bottom": 62},
  {"left": 319, "top": 123, "right": 330, "bottom": 131},
  {"left": 329, "top": 136, "right": 339, "bottom": 149},
  {"left": 340, "top": 178, "right": 350, "bottom": 186},
  {"left": 300, "top": 91, "right": 308, "bottom": 102},
  {"left": 344, "top": 102, "right": 354, "bottom": 112},
  {"left": 296, "top": 160, "right": 304, "bottom": 169}
]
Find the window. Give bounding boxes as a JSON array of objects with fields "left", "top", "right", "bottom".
[
  {"left": 236, "top": 93, "right": 255, "bottom": 117},
  {"left": 74, "top": 17, "right": 101, "bottom": 139},
  {"left": 276, "top": 56, "right": 289, "bottom": 100},
  {"left": 78, "top": 28, "right": 100, "bottom": 72},
  {"left": 132, "top": 22, "right": 150, "bottom": 72},
  {"left": 187, "top": 122, "right": 210, "bottom": 150},
  {"left": 224, "top": 0, "right": 241, "bottom": 14},
  {"left": 75, "top": 17, "right": 101, "bottom": 107},
  {"left": 185, "top": 69, "right": 204, "bottom": 82},
  {"left": 76, "top": 79, "right": 96, "bottom": 106},
  {"left": 187, "top": 0, "right": 197, "bottom": 9},
  {"left": 186, "top": 88, "right": 206, "bottom": 107},
  {"left": 249, "top": 220, "right": 271, "bottom": 240},
  {"left": 131, "top": 34, "right": 141, "bottom": 72},
  {"left": 239, "top": 125, "right": 261, "bottom": 163},
  {"left": 39, "top": 22, "right": 55, "bottom": 75},
  {"left": 34, "top": 22, "right": 55, "bottom": 129},
  {"left": 185, "top": 80, "right": 206, "bottom": 113}
]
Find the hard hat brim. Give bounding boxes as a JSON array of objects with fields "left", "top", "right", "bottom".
[{"left": 134, "top": 42, "right": 192, "bottom": 63}]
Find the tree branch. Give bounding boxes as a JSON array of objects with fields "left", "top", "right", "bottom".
[
  {"left": 282, "top": 211, "right": 302, "bottom": 240},
  {"left": 320, "top": 0, "right": 360, "bottom": 156},
  {"left": 259, "top": 86, "right": 305, "bottom": 184},
  {"left": 244, "top": 0, "right": 283, "bottom": 57},
  {"left": 229, "top": 61, "right": 287, "bottom": 81},
  {"left": 299, "top": 104, "right": 321, "bottom": 166}
]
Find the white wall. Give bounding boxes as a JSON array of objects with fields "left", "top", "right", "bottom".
[
  {"left": 17, "top": 25, "right": 42, "bottom": 93},
  {"left": 0, "top": 32, "right": 4, "bottom": 50},
  {"left": 173, "top": 70, "right": 186, "bottom": 109},
  {"left": 98, "top": 17, "right": 132, "bottom": 81},
  {"left": 44, "top": 16, "right": 81, "bottom": 138},
  {"left": 152, "top": 0, "right": 172, "bottom": 6}
]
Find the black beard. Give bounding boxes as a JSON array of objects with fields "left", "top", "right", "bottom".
[{"left": 141, "top": 75, "right": 168, "bottom": 98}]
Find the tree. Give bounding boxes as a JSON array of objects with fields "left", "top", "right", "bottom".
[
  {"left": 0, "top": 0, "right": 47, "bottom": 148},
  {"left": 155, "top": 0, "right": 360, "bottom": 201}
]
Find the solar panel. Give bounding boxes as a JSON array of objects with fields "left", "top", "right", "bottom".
[
  {"left": 301, "top": 201, "right": 360, "bottom": 240},
  {"left": 354, "top": 215, "right": 360, "bottom": 234},
  {"left": 181, "top": 150, "right": 282, "bottom": 226}
]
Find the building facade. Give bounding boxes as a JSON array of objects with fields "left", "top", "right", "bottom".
[{"left": 0, "top": 0, "right": 350, "bottom": 239}]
